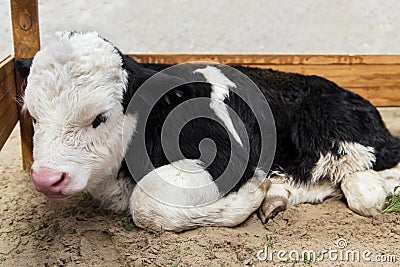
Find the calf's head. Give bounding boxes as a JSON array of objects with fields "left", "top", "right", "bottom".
[{"left": 18, "top": 32, "right": 136, "bottom": 198}]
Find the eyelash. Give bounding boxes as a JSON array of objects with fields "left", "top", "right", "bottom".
[
  {"left": 30, "top": 114, "right": 108, "bottom": 128},
  {"left": 91, "top": 113, "right": 108, "bottom": 128}
]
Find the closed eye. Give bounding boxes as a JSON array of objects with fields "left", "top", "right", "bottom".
[{"left": 91, "top": 113, "right": 108, "bottom": 128}]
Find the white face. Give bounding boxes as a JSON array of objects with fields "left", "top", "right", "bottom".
[{"left": 23, "top": 32, "right": 135, "bottom": 198}]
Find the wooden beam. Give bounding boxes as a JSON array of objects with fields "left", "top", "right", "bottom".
[
  {"left": 0, "top": 56, "right": 18, "bottom": 151},
  {"left": 11, "top": 0, "right": 40, "bottom": 171},
  {"left": 130, "top": 54, "right": 400, "bottom": 107}
]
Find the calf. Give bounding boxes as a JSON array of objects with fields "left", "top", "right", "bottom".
[{"left": 17, "top": 32, "right": 400, "bottom": 232}]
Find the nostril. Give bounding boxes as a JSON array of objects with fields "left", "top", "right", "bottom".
[
  {"left": 31, "top": 168, "right": 69, "bottom": 196},
  {"left": 52, "top": 173, "right": 66, "bottom": 187}
]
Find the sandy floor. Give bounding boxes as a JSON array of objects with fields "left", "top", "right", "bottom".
[{"left": 0, "top": 108, "right": 399, "bottom": 266}]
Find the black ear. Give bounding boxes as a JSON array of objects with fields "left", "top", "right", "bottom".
[{"left": 16, "top": 58, "right": 33, "bottom": 79}]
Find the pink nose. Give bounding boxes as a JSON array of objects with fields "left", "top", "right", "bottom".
[{"left": 31, "top": 167, "right": 69, "bottom": 198}]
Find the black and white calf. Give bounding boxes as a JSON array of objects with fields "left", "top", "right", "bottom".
[{"left": 17, "top": 32, "right": 400, "bottom": 232}]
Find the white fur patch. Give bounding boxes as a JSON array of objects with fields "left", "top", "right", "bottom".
[
  {"left": 132, "top": 159, "right": 220, "bottom": 208},
  {"left": 193, "top": 66, "right": 243, "bottom": 146},
  {"left": 311, "top": 141, "right": 376, "bottom": 184},
  {"left": 130, "top": 159, "right": 266, "bottom": 232}
]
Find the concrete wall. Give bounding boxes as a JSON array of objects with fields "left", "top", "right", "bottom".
[
  {"left": 1, "top": 0, "right": 400, "bottom": 59},
  {"left": 1, "top": 0, "right": 12, "bottom": 59}
]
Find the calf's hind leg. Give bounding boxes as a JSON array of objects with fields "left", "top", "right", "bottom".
[
  {"left": 130, "top": 159, "right": 271, "bottom": 232},
  {"left": 258, "top": 175, "right": 341, "bottom": 224}
]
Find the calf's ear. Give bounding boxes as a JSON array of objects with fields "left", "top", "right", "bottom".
[{"left": 16, "top": 58, "right": 33, "bottom": 79}]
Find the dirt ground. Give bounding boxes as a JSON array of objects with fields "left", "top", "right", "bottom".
[{"left": 1, "top": 108, "right": 399, "bottom": 267}]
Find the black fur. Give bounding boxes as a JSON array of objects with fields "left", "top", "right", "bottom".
[
  {"left": 119, "top": 56, "right": 400, "bottom": 190},
  {"left": 16, "top": 58, "right": 33, "bottom": 79},
  {"left": 121, "top": 57, "right": 258, "bottom": 193},
  {"left": 233, "top": 67, "right": 400, "bottom": 182}
]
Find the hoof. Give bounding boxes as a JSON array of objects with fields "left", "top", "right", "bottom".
[{"left": 257, "top": 197, "right": 287, "bottom": 224}]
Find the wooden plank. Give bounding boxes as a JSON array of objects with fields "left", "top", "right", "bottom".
[
  {"left": 0, "top": 110, "right": 19, "bottom": 152},
  {"left": 351, "top": 86, "right": 400, "bottom": 107},
  {"left": 239, "top": 64, "right": 400, "bottom": 107},
  {"left": 129, "top": 54, "right": 400, "bottom": 107},
  {"left": 0, "top": 89, "right": 18, "bottom": 131},
  {"left": 0, "top": 66, "right": 17, "bottom": 100},
  {"left": 130, "top": 54, "right": 400, "bottom": 65},
  {"left": 11, "top": 0, "right": 40, "bottom": 170},
  {"left": 244, "top": 64, "right": 400, "bottom": 87},
  {"left": 0, "top": 56, "right": 18, "bottom": 150},
  {"left": 0, "top": 56, "right": 15, "bottom": 84},
  {"left": 0, "top": 87, "right": 17, "bottom": 119}
]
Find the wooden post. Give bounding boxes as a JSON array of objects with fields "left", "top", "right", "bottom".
[{"left": 11, "top": 0, "right": 40, "bottom": 171}]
